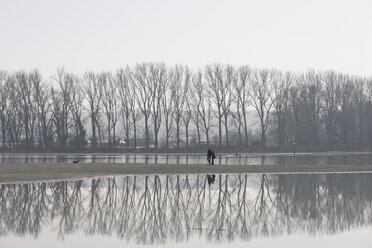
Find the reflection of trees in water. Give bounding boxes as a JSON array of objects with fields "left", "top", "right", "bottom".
[
  {"left": 234, "top": 174, "right": 252, "bottom": 240},
  {"left": 117, "top": 176, "right": 137, "bottom": 241},
  {"left": 1, "top": 174, "right": 372, "bottom": 244},
  {"left": 1, "top": 183, "right": 49, "bottom": 238},
  {"left": 49, "top": 181, "right": 83, "bottom": 239},
  {"left": 252, "top": 174, "right": 274, "bottom": 237},
  {"left": 85, "top": 178, "right": 118, "bottom": 236},
  {"left": 205, "top": 174, "right": 233, "bottom": 241}
]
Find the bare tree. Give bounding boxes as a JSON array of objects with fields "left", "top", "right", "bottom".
[
  {"left": 117, "top": 68, "right": 139, "bottom": 148},
  {"left": 191, "top": 71, "right": 213, "bottom": 147},
  {"left": 271, "top": 71, "right": 292, "bottom": 147},
  {"left": 148, "top": 63, "right": 168, "bottom": 149},
  {"left": 31, "top": 70, "right": 53, "bottom": 148},
  {"left": 15, "top": 70, "right": 37, "bottom": 148},
  {"left": 51, "top": 67, "right": 74, "bottom": 148},
  {"left": 129, "top": 74, "right": 141, "bottom": 149},
  {"left": 248, "top": 69, "right": 275, "bottom": 148},
  {"left": 221, "top": 66, "right": 235, "bottom": 147},
  {"left": 100, "top": 72, "right": 120, "bottom": 149},
  {"left": 301, "top": 70, "right": 322, "bottom": 145},
  {"left": 205, "top": 64, "right": 234, "bottom": 147},
  {"left": 170, "top": 65, "right": 190, "bottom": 149},
  {"left": 353, "top": 76, "right": 368, "bottom": 147},
  {"left": 233, "top": 66, "right": 252, "bottom": 146},
  {"left": 0, "top": 71, "right": 9, "bottom": 147},
  {"left": 128, "top": 63, "right": 152, "bottom": 148},
  {"left": 289, "top": 83, "right": 301, "bottom": 144},
  {"left": 162, "top": 83, "right": 174, "bottom": 149},
  {"left": 182, "top": 87, "right": 193, "bottom": 149},
  {"left": 6, "top": 76, "right": 23, "bottom": 147},
  {"left": 337, "top": 74, "right": 356, "bottom": 145},
  {"left": 322, "top": 71, "right": 341, "bottom": 146},
  {"left": 190, "top": 71, "right": 202, "bottom": 147},
  {"left": 83, "top": 71, "right": 102, "bottom": 149},
  {"left": 70, "top": 75, "right": 86, "bottom": 149}
]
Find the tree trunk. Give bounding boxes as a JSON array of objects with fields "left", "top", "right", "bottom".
[
  {"left": 218, "top": 108, "right": 222, "bottom": 147},
  {"left": 185, "top": 123, "right": 189, "bottom": 149},
  {"left": 133, "top": 119, "right": 137, "bottom": 149},
  {"left": 224, "top": 113, "right": 229, "bottom": 147},
  {"left": 145, "top": 117, "right": 149, "bottom": 148},
  {"left": 243, "top": 111, "right": 248, "bottom": 146},
  {"left": 176, "top": 121, "right": 180, "bottom": 149},
  {"left": 91, "top": 116, "right": 96, "bottom": 149}
]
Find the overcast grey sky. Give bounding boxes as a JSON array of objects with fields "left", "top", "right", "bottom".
[{"left": 1, "top": 0, "right": 371, "bottom": 76}]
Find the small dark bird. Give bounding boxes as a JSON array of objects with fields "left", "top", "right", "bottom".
[{"left": 72, "top": 160, "right": 80, "bottom": 163}]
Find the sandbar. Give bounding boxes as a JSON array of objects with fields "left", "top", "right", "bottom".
[{"left": 1, "top": 162, "right": 372, "bottom": 184}]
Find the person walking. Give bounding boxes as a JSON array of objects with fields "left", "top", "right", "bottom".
[
  {"left": 207, "top": 148, "right": 212, "bottom": 165},
  {"left": 211, "top": 149, "right": 216, "bottom": 165}
]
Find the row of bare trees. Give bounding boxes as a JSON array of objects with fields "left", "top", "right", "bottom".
[
  {"left": 1, "top": 173, "right": 371, "bottom": 242},
  {"left": 1, "top": 64, "right": 371, "bottom": 150}
]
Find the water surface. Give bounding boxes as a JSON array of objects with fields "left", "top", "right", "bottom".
[
  {"left": 0, "top": 173, "right": 371, "bottom": 247},
  {"left": 1, "top": 153, "right": 372, "bottom": 166}
]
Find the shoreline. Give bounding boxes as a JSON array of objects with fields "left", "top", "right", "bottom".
[
  {"left": 0, "top": 151, "right": 372, "bottom": 156},
  {"left": 1, "top": 162, "right": 372, "bottom": 184}
]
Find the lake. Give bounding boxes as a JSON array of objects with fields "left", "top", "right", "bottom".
[
  {"left": 1, "top": 152, "right": 372, "bottom": 166},
  {"left": 0, "top": 172, "right": 371, "bottom": 247}
]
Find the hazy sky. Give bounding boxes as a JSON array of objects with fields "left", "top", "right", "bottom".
[{"left": 1, "top": 0, "right": 372, "bottom": 76}]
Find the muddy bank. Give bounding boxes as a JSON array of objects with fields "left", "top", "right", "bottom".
[{"left": 1, "top": 162, "right": 372, "bottom": 184}]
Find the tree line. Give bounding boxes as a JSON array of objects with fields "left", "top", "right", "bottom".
[{"left": 0, "top": 63, "right": 371, "bottom": 151}]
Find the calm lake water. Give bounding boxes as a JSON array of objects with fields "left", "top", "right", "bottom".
[
  {"left": 1, "top": 152, "right": 372, "bottom": 166},
  {"left": 0, "top": 173, "right": 371, "bottom": 247}
]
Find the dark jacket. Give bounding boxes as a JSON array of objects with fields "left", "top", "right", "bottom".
[{"left": 207, "top": 149, "right": 212, "bottom": 159}]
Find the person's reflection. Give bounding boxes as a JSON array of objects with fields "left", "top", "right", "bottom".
[{"left": 207, "top": 174, "right": 216, "bottom": 186}]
